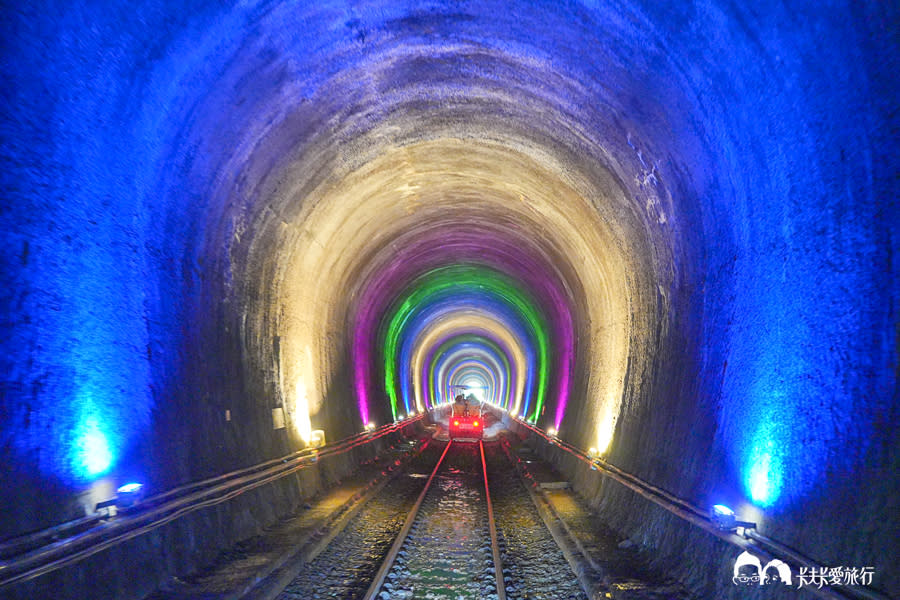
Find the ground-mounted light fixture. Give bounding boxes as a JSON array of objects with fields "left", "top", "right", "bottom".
[
  {"left": 711, "top": 504, "right": 757, "bottom": 532},
  {"left": 116, "top": 482, "right": 144, "bottom": 508},
  {"left": 587, "top": 447, "right": 601, "bottom": 470},
  {"left": 364, "top": 421, "right": 376, "bottom": 434},
  {"left": 95, "top": 482, "right": 145, "bottom": 516}
]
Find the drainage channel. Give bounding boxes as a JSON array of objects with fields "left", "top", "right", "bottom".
[{"left": 483, "top": 440, "right": 589, "bottom": 600}]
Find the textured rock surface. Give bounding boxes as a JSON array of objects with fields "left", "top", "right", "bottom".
[{"left": 1, "top": 1, "right": 896, "bottom": 598}]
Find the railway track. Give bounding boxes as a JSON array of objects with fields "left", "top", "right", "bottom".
[
  {"left": 274, "top": 443, "right": 444, "bottom": 600},
  {"left": 275, "top": 438, "right": 587, "bottom": 600},
  {"left": 364, "top": 440, "right": 506, "bottom": 600},
  {"left": 486, "top": 443, "right": 588, "bottom": 600}
]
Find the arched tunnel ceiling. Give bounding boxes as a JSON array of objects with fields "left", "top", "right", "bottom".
[
  {"left": 1, "top": 0, "right": 896, "bottom": 565},
  {"left": 212, "top": 5, "right": 680, "bottom": 456},
  {"left": 249, "top": 137, "right": 643, "bottom": 446}
]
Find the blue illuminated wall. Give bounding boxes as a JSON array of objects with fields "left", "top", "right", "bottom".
[
  {"left": 0, "top": 3, "right": 245, "bottom": 531},
  {"left": 1, "top": 7, "right": 159, "bottom": 490},
  {"left": 686, "top": 2, "right": 898, "bottom": 518}
]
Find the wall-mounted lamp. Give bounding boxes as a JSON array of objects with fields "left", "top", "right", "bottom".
[
  {"left": 711, "top": 504, "right": 756, "bottom": 531},
  {"left": 310, "top": 429, "right": 326, "bottom": 448},
  {"left": 587, "top": 447, "right": 600, "bottom": 470}
]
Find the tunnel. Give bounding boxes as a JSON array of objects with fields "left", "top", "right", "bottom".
[{"left": 1, "top": 1, "right": 897, "bottom": 599}]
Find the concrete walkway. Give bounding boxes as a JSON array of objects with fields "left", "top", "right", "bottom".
[
  {"left": 145, "top": 441, "right": 424, "bottom": 600},
  {"left": 509, "top": 440, "right": 691, "bottom": 599}
]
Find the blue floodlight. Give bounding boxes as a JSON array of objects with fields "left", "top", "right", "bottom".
[
  {"left": 115, "top": 482, "right": 145, "bottom": 509},
  {"left": 711, "top": 504, "right": 756, "bottom": 531}
]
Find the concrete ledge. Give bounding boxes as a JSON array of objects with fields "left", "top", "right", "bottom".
[{"left": 3, "top": 424, "right": 424, "bottom": 600}]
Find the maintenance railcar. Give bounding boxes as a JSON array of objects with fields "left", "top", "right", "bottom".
[{"left": 448, "top": 394, "right": 484, "bottom": 440}]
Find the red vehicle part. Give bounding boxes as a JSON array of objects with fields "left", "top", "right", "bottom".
[{"left": 449, "top": 414, "right": 484, "bottom": 440}]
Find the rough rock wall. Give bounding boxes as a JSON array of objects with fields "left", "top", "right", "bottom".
[{"left": 1, "top": 3, "right": 896, "bottom": 595}]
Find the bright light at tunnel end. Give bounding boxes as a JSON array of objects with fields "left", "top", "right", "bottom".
[{"left": 463, "top": 377, "right": 485, "bottom": 401}]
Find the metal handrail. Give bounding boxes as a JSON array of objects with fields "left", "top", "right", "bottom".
[
  {"left": 0, "top": 415, "right": 424, "bottom": 588},
  {"left": 510, "top": 417, "right": 890, "bottom": 600}
]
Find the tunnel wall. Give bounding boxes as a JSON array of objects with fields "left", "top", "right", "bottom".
[
  {"left": 4, "top": 425, "right": 418, "bottom": 600},
  {"left": 1, "top": 1, "right": 897, "bottom": 596},
  {"left": 520, "top": 425, "right": 898, "bottom": 599}
]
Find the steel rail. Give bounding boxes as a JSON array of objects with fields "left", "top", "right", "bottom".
[
  {"left": 363, "top": 439, "right": 453, "bottom": 600},
  {"left": 480, "top": 440, "right": 507, "bottom": 600},
  {"left": 499, "top": 439, "right": 607, "bottom": 600},
  {"left": 0, "top": 417, "right": 424, "bottom": 588},
  {"left": 0, "top": 417, "right": 423, "bottom": 563},
  {"left": 510, "top": 418, "right": 891, "bottom": 600}
]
